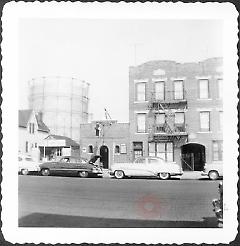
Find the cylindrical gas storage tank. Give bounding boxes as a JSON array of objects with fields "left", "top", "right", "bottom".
[{"left": 29, "top": 76, "right": 89, "bottom": 141}]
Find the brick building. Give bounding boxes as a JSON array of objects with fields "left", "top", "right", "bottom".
[
  {"left": 129, "top": 57, "right": 223, "bottom": 171},
  {"left": 79, "top": 120, "right": 130, "bottom": 169}
]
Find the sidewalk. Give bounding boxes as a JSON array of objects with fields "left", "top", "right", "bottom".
[
  {"left": 180, "top": 171, "right": 203, "bottom": 180},
  {"left": 101, "top": 170, "right": 205, "bottom": 180}
]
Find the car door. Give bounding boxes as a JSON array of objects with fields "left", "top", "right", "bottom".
[
  {"left": 57, "top": 157, "right": 71, "bottom": 174},
  {"left": 147, "top": 157, "right": 165, "bottom": 176},
  {"left": 130, "top": 157, "right": 148, "bottom": 176}
]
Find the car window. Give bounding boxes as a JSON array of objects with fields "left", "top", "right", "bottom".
[
  {"left": 148, "top": 158, "right": 159, "bottom": 164},
  {"left": 134, "top": 157, "right": 146, "bottom": 164},
  {"left": 61, "top": 157, "right": 70, "bottom": 163},
  {"left": 79, "top": 158, "right": 87, "bottom": 164},
  {"left": 25, "top": 157, "right": 33, "bottom": 161},
  {"left": 18, "top": 157, "right": 22, "bottom": 161}
]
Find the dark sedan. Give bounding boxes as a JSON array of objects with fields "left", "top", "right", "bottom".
[{"left": 39, "top": 156, "right": 103, "bottom": 178}]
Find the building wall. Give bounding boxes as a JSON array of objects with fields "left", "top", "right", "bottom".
[
  {"left": 80, "top": 122, "right": 130, "bottom": 168},
  {"left": 18, "top": 113, "right": 49, "bottom": 160},
  {"left": 129, "top": 58, "right": 223, "bottom": 168}
]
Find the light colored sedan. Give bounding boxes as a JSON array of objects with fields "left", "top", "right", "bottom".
[
  {"left": 110, "top": 156, "right": 183, "bottom": 180},
  {"left": 201, "top": 161, "right": 223, "bottom": 180},
  {"left": 18, "top": 154, "right": 40, "bottom": 175}
]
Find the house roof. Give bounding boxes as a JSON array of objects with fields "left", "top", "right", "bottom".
[
  {"left": 18, "top": 109, "right": 49, "bottom": 133},
  {"left": 45, "top": 134, "right": 80, "bottom": 147}
]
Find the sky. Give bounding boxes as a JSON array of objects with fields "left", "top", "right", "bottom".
[{"left": 19, "top": 19, "right": 223, "bottom": 122}]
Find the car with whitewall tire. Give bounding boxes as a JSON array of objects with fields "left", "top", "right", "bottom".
[
  {"left": 39, "top": 156, "right": 103, "bottom": 178},
  {"left": 201, "top": 161, "right": 223, "bottom": 180},
  {"left": 18, "top": 154, "right": 40, "bottom": 175},
  {"left": 110, "top": 156, "right": 183, "bottom": 180}
]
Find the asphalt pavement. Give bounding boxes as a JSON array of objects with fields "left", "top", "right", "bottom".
[{"left": 18, "top": 175, "right": 220, "bottom": 227}]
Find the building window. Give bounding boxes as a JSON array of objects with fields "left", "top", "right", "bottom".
[
  {"left": 133, "top": 142, "right": 143, "bottom": 159},
  {"left": 149, "top": 142, "right": 155, "bottom": 157},
  {"left": 219, "top": 111, "right": 223, "bottom": 131},
  {"left": 200, "top": 111, "right": 210, "bottom": 131},
  {"left": 135, "top": 83, "right": 146, "bottom": 101},
  {"left": 199, "top": 79, "right": 209, "bottom": 99},
  {"left": 136, "top": 113, "right": 146, "bottom": 133},
  {"left": 149, "top": 142, "right": 173, "bottom": 161},
  {"left": 115, "top": 145, "right": 120, "bottom": 154},
  {"left": 174, "top": 80, "right": 184, "bottom": 100},
  {"left": 175, "top": 112, "right": 185, "bottom": 124},
  {"left": 155, "top": 113, "right": 165, "bottom": 125},
  {"left": 88, "top": 145, "right": 93, "bottom": 153},
  {"left": 35, "top": 143, "right": 37, "bottom": 148},
  {"left": 213, "top": 140, "right": 223, "bottom": 161},
  {"left": 25, "top": 141, "right": 28, "bottom": 153},
  {"left": 29, "top": 123, "right": 35, "bottom": 134},
  {"left": 155, "top": 81, "right": 165, "bottom": 100},
  {"left": 120, "top": 144, "right": 127, "bottom": 154},
  {"left": 218, "top": 79, "right": 223, "bottom": 99}
]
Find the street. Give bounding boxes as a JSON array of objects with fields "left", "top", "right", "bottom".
[{"left": 19, "top": 175, "right": 220, "bottom": 227}]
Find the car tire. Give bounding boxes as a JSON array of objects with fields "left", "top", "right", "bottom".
[
  {"left": 78, "top": 171, "right": 89, "bottom": 178},
  {"left": 114, "top": 170, "right": 125, "bottom": 179},
  {"left": 21, "top": 169, "right": 29, "bottom": 175},
  {"left": 209, "top": 170, "right": 219, "bottom": 180},
  {"left": 159, "top": 172, "right": 170, "bottom": 180},
  {"left": 41, "top": 169, "right": 50, "bottom": 176}
]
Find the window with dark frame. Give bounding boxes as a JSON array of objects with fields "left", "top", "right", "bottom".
[{"left": 115, "top": 145, "right": 120, "bottom": 154}]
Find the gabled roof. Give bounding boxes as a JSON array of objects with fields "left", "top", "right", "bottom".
[
  {"left": 18, "top": 109, "right": 50, "bottom": 133},
  {"left": 45, "top": 134, "right": 79, "bottom": 147}
]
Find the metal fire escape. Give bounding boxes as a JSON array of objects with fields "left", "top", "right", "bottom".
[{"left": 148, "top": 90, "right": 188, "bottom": 146}]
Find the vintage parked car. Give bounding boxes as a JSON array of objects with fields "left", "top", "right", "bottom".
[
  {"left": 201, "top": 161, "right": 223, "bottom": 180},
  {"left": 18, "top": 154, "right": 40, "bottom": 175},
  {"left": 39, "top": 156, "right": 103, "bottom": 178},
  {"left": 110, "top": 156, "right": 183, "bottom": 180}
]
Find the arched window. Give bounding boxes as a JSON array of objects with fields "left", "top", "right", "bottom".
[
  {"left": 88, "top": 145, "right": 93, "bottom": 153},
  {"left": 115, "top": 145, "right": 120, "bottom": 154}
]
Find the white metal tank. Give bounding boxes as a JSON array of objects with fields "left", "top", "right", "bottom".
[{"left": 28, "top": 76, "right": 89, "bottom": 141}]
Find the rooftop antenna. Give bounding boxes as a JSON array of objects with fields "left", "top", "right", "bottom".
[{"left": 104, "top": 108, "right": 112, "bottom": 120}]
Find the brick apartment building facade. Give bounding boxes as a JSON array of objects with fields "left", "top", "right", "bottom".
[
  {"left": 129, "top": 57, "right": 223, "bottom": 171},
  {"left": 79, "top": 121, "right": 130, "bottom": 169}
]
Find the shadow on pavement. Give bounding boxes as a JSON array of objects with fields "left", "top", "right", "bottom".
[{"left": 19, "top": 213, "right": 219, "bottom": 228}]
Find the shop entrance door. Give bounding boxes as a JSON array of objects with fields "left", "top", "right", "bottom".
[{"left": 100, "top": 145, "right": 109, "bottom": 169}]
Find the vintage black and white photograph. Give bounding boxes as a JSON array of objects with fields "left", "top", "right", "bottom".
[{"left": 1, "top": 2, "right": 238, "bottom": 244}]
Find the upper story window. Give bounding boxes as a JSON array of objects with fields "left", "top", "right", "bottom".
[
  {"left": 29, "top": 123, "right": 35, "bottom": 134},
  {"left": 175, "top": 112, "right": 185, "bottom": 124},
  {"left": 155, "top": 81, "right": 165, "bottom": 100},
  {"left": 218, "top": 79, "right": 223, "bottom": 99},
  {"left": 136, "top": 113, "right": 146, "bottom": 133},
  {"left": 200, "top": 111, "right": 210, "bottom": 132},
  {"left": 155, "top": 113, "right": 165, "bottom": 125},
  {"left": 174, "top": 80, "right": 184, "bottom": 100},
  {"left": 199, "top": 79, "right": 209, "bottom": 99},
  {"left": 135, "top": 82, "right": 146, "bottom": 101}
]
